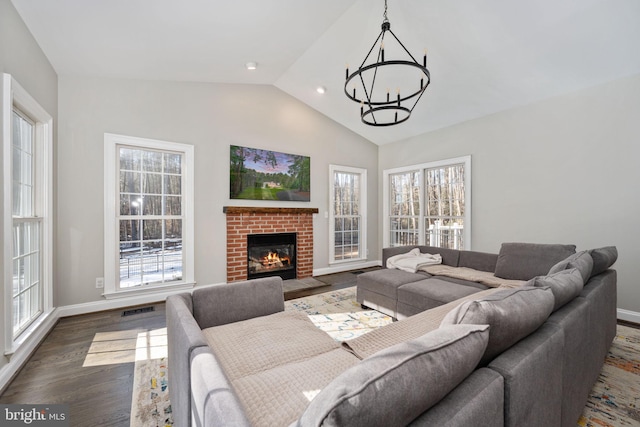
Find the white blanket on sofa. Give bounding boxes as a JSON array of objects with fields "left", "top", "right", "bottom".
[{"left": 386, "top": 248, "right": 443, "bottom": 273}]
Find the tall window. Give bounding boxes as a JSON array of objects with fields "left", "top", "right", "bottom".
[
  {"left": 383, "top": 156, "right": 471, "bottom": 250},
  {"left": 3, "top": 74, "right": 53, "bottom": 349},
  {"left": 104, "top": 134, "right": 194, "bottom": 296},
  {"left": 330, "top": 165, "right": 367, "bottom": 263},
  {"left": 11, "top": 111, "right": 41, "bottom": 336}
]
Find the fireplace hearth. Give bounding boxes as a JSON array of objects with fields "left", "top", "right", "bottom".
[{"left": 247, "top": 233, "right": 297, "bottom": 280}]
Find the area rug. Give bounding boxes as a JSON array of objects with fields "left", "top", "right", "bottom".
[
  {"left": 130, "top": 357, "right": 173, "bottom": 427},
  {"left": 284, "top": 286, "right": 393, "bottom": 340},
  {"left": 578, "top": 325, "right": 640, "bottom": 426},
  {"left": 131, "top": 286, "right": 640, "bottom": 426}
]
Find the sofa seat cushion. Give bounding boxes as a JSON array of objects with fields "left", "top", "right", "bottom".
[
  {"left": 422, "top": 265, "right": 526, "bottom": 288},
  {"left": 398, "top": 278, "right": 484, "bottom": 311},
  {"left": 203, "top": 310, "right": 340, "bottom": 380},
  {"left": 344, "top": 288, "right": 500, "bottom": 359},
  {"left": 431, "top": 275, "right": 490, "bottom": 290},
  {"left": 441, "top": 286, "right": 555, "bottom": 365},
  {"left": 494, "top": 242, "right": 576, "bottom": 281},
  {"left": 236, "top": 348, "right": 360, "bottom": 427},
  {"left": 356, "top": 268, "right": 428, "bottom": 298},
  {"left": 296, "top": 324, "right": 490, "bottom": 427}
]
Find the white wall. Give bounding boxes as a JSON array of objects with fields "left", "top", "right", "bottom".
[
  {"left": 379, "top": 74, "right": 640, "bottom": 314},
  {"left": 56, "top": 76, "right": 379, "bottom": 306},
  {"left": 0, "top": 0, "right": 58, "bottom": 379}
]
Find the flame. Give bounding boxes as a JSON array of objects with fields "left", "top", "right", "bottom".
[{"left": 261, "top": 251, "right": 290, "bottom": 268}]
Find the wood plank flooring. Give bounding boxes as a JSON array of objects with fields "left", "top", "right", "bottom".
[{"left": 0, "top": 304, "right": 167, "bottom": 426}]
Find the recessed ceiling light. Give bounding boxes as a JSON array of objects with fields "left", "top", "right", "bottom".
[
  {"left": 316, "top": 86, "right": 326, "bottom": 94},
  {"left": 245, "top": 62, "right": 257, "bottom": 70}
]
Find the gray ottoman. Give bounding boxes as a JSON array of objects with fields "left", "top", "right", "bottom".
[
  {"left": 356, "top": 269, "right": 428, "bottom": 318},
  {"left": 397, "top": 278, "right": 484, "bottom": 319}
]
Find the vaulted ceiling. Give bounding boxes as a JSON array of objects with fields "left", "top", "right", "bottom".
[{"left": 11, "top": 0, "right": 640, "bottom": 145}]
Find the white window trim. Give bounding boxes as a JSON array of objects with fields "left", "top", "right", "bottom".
[
  {"left": 103, "top": 133, "right": 195, "bottom": 299},
  {"left": 2, "top": 73, "right": 54, "bottom": 355},
  {"left": 329, "top": 164, "right": 367, "bottom": 264},
  {"left": 383, "top": 155, "right": 471, "bottom": 249}
]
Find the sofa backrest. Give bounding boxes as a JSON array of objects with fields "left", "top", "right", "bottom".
[
  {"left": 458, "top": 250, "right": 499, "bottom": 272},
  {"left": 192, "top": 276, "right": 285, "bottom": 329}
]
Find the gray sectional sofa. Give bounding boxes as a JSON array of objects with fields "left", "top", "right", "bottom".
[{"left": 167, "top": 243, "right": 618, "bottom": 427}]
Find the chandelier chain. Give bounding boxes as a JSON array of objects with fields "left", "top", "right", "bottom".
[{"left": 383, "top": 0, "right": 389, "bottom": 23}]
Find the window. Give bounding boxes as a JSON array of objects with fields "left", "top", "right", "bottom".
[
  {"left": 3, "top": 74, "right": 54, "bottom": 350},
  {"left": 104, "top": 134, "right": 194, "bottom": 297},
  {"left": 383, "top": 156, "right": 471, "bottom": 250},
  {"left": 329, "top": 165, "right": 367, "bottom": 263}
]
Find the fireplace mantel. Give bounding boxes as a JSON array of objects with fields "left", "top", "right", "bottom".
[
  {"left": 224, "top": 206, "right": 316, "bottom": 282},
  {"left": 223, "top": 206, "right": 319, "bottom": 215}
]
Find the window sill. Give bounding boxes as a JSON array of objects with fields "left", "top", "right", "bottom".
[
  {"left": 4, "top": 308, "right": 57, "bottom": 357},
  {"left": 103, "top": 281, "right": 196, "bottom": 300},
  {"left": 329, "top": 258, "right": 368, "bottom": 266}
]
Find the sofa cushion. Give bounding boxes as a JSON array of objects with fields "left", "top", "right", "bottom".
[
  {"left": 588, "top": 246, "right": 618, "bottom": 277},
  {"left": 356, "top": 268, "right": 427, "bottom": 298},
  {"left": 397, "top": 278, "right": 483, "bottom": 311},
  {"left": 458, "top": 250, "right": 499, "bottom": 273},
  {"left": 494, "top": 242, "right": 576, "bottom": 281},
  {"left": 531, "top": 268, "right": 584, "bottom": 311},
  {"left": 295, "top": 324, "right": 490, "bottom": 427},
  {"left": 441, "top": 286, "right": 554, "bottom": 365},
  {"left": 548, "top": 251, "right": 594, "bottom": 284}
]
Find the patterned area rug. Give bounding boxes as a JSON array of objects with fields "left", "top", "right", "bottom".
[
  {"left": 578, "top": 325, "right": 640, "bottom": 426},
  {"left": 131, "top": 286, "right": 640, "bottom": 426},
  {"left": 284, "top": 287, "right": 393, "bottom": 341},
  {"left": 130, "top": 357, "right": 173, "bottom": 427}
]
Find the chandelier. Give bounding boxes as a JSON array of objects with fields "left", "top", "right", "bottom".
[{"left": 344, "top": 0, "right": 430, "bottom": 126}]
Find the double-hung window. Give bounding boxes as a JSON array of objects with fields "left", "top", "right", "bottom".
[
  {"left": 329, "top": 165, "right": 367, "bottom": 263},
  {"left": 383, "top": 156, "right": 471, "bottom": 250},
  {"left": 104, "top": 134, "right": 194, "bottom": 297},
  {"left": 3, "top": 74, "right": 54, "bottom": 351}
]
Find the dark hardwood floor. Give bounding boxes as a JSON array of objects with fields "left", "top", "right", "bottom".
[{"left": 0, "top": 303, "right": 167, "bottom": 426}]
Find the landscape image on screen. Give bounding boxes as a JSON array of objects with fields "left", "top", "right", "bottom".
[{"left": 230, "top": 145, "right": 311, "bottom": 201}]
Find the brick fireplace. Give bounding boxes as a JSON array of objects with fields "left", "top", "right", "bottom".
[{"left": 223, "top": 206, "right": 318, "bottom": 282}]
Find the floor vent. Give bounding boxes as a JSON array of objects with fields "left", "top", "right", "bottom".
[
  {"left": 122, "top": 306, "right": 155, "bottom": 317},
  {"left": 351, "top": 270, "right": 365, "bottom": 275}
]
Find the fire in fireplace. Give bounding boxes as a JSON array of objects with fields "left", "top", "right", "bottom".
[{"left": 247, "top": 233, "right": 296, "bottom": 280}]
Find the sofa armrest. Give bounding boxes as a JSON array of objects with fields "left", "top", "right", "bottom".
[
  {"left": 190, "top": 347, "right": 251, "bottom": 427},
  {"left": 192, "top": 276, "right": 285, "bottom": 329},
  {"left": 166, "top": 293, "right": 209, "bottom": 427}
]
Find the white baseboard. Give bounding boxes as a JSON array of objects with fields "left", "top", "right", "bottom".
[
  {"left": 617, "top": 308, "right": 640, "bottom": 325},
  {"left": 56, "top": 286, "right": 212, "bottom": 318},
  {"left": 313, "top": 260, "right": 382, "bottom": 277}
]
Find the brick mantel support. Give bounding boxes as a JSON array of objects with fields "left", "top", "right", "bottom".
[{"left": 224, "top": 207, "right": 318, "bottom": 282}]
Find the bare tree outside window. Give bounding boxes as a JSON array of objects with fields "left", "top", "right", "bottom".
[
  {"left": 385, "top": 157, "right": 470, "bottom": 250},
  {"left": 118, "top": 147, "right": 184, "bottom": 287}
]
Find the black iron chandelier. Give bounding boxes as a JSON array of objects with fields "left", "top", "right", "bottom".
[{"left": 344, "top": 0, "right": 430, "bottom": 127}]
